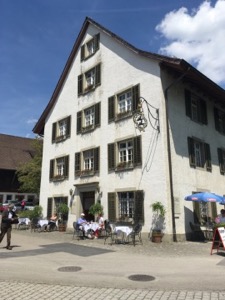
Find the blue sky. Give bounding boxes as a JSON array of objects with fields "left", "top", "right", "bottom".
[{"left": 0, "top": 0, "right": 223, "bottom": 138}]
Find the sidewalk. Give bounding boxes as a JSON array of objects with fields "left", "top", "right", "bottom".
[{"left": 0, "top": 228, "right": 225, "bottom": 300}]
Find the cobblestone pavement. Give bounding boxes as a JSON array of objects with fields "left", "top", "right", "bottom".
[
  {"left": 0, "top": 280, "right": 225, "bottom": 300},
  {"left": 0, "top": 229, "right": 225, "bottom": 300}
]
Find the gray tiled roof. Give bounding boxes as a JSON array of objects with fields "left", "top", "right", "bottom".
[{"left": 0, "top": 134, "right": 35, "bottom": 170}]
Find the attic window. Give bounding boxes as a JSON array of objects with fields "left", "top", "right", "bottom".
[
  {"left": 80, "top": 33, "right": 100, "bottom": 61},
  {"left": 77, "top": 64, "right": 101, "bottom": 96}
]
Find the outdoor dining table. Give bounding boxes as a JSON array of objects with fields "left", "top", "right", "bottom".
[
  {"left": 17, "top": 217, "right": 30, "bottom": 229},
  {"left": 83, "top": 222, "right": 99, "bottom": 235},
  {"left": 111, "top": 225, "right": 133, "bottom": 243},
  {"left": 38, "top": 219, "right": 49, "bottom": 227}
]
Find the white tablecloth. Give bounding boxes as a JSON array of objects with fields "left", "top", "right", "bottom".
[
  {"left": 18, "top": 218, "right": 30, "bottom": 225},
  {"left": 114, "top": 226, "right": 133, "bottom": 237},
  {"left": 83, "top": 222, "right": 99, "bottom": 233},
  {"left": 38, "top": 220, "right": 48, "bottom": 227}
]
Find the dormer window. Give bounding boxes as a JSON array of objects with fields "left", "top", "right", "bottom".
[{"left": 80, "top": 33, "right": 100, "bottom": 61}]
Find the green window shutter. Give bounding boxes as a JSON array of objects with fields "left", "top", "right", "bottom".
[
  {"left": 80, "top": 45, "right": 85, "bottom": 61},
  {"left": 108, "top": 193, "right": 116, "bottom": 222},
  {"left": 200, "top": 98, "right": 208, "bottom": 125},
  {"left": 108, "top": 96, "right": 115, "bottom": 122},
  {"left": 64, "top": 155, "right": 69, "bottom": 178},
  {"left": 49, "top": 159, "right": 54, "bottom": 181},
  {"left": 52, "top": 122, "right": 56, "bottom": 143},
  {"left": 78, "top": 74, "right": 83, "bottom": 96},
  {"left": 94, "top": 33, "right": 100, "bottom": 52},
  {"left": 204, "top": 143, "right": 211, "bottom": 172},
  {"left": 211, "top": 202, "right": 217, "bottom": 220},
  {"left": 94, "top": 102, "right": 101, "bottom": 127},
  {"left": 77, "top": 111, "right": 82, "bottom": 134},
  {"left": 217, "top": 148, "right": 225, "bottom": 174},
  {"left": 214, "top": 107, "right": 220, "bottom": 131},
  {"left": 47, "top": 198, "right": 53, "bottom": 219},
  {"left": 133, "top": 135, "right": 142, "bottom": 166},
  {"left": 108, "top": 143, "right": 115, "bottom": 171},
  {"left": 132, "top": 84, "right": 140, "bottom": 112},
  {"left": 187, "top": 137, "right": 196, "bottom": 168},
  {"left": 134, "top": 190, "right": 144, "bottom": 224},
  {"left": 185, "top": 89, "right": 192, "bottom": 118},
  {"left": 66, "top": 116, "right": 71, "bottom": 137},
  {"left": 95, "top": 64, "right": 101, "bottom": 86},
  {"left": 75, "top": 152, "right": 81, "bottom": 176},
  {"left": 94, "top": 147, "right": 100, "bottom": 172}
]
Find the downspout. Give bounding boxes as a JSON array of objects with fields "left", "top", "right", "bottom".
[{"left": 164, "top": 66, "right": 191, "bottom": 242}]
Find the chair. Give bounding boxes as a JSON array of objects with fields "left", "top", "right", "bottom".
[
  {"left": 47, "top": 220, "right": 58, "bottom": 232},
  {"left": 30, "top": 218, "right": 42, "bottom": 232},
  {"left": 128, "top": 224, "right": 143, "bottom": 246},
  {"left": 73, "top": 222, "right": 84, "bottom": 240},
  {"left": 104, "top": 222, "right": 117, "bottom": 245},
  {"left": 189, "top": 222, "right": 205, "bottom": 241}
]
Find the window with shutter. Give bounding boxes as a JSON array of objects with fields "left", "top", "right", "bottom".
[
  {"left": 108, "top": 84, "right": 140, "bottom": 122},
  {"left": 193, "top": 200, "right": 217, "bottom": 225},
  {"left": 49, "top": 155, "right": 69, "bottom": 182},
  {"left": 185, "top": 89, "right": 207, "bottom": 125},
  {"left": 52, "top": 116, "right": 71, "bottom": 143},
  {"left": 75, "top": 147, "right": 100, "bottom": 177},
  {"left": 214, "top": 107, "right": 225, "bottom": 134},
  {"left": 218, "top": 148, "right": 225, "bottom": 175},
  {"left": 78, "top": 64, "right": 101, "bottom": 96},
  {"left": 80, "top": 33, "right": 100, "bottom": 61},
  {"left": 77, "top": 103, "right": 101, "bottom": 134},
  {"left": 108, "top": 136, "right": 142, "bottom": 172},
  {"left": 187, "top": 137, "right": 211, "bottom": 172}
]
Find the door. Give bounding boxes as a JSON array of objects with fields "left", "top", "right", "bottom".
[{"left": 81, "top": 191, "right": 95, "bottom": 221}]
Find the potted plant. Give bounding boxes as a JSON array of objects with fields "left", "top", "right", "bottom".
[
  {"left": 88, "top": 202, "right": 103, "bottom": 221},
  {"left": 151, "top": 201, "right": 166, "bottom": 243},
  {"left": 57, "top": 203, "right": 69, "bottom": 232}
]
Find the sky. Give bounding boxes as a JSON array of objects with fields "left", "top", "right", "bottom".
[{"left": 0, "top": 0, "right": 224, "bottom": 138}]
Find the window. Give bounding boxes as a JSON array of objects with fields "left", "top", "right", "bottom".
[
  {"left": 214, "top": 107, "right": 225, "bottom": 134},
  {"left": 108, "top": 136, "right": 142, "bottom": 171},
  {"left": 108, "top": 190, "right": 144, "bottom": 224},
  {"left": 78, "top": 64, "right": 101, "bottom": 95},
  {"left": 49, "top": 155, "right": 69, "bottom": 181},
  {"left": 217, "top": 148, "right": 225, "bottom": 175},
  {"left": 52, "top": 116, "right": 71, "bottom": 143},
  {"left": 187, "top": 137, "right": 211, "bottom": 171},
  {"left": 75, "top": 147, "right": 99, "bottom": 177},
  {"left": 193, "top": 201, "right": 217, "bottom": 226},
  {"left": 185, "top": 89, "right": 207, "bottom": 124},
  {"left": 108, "top": 84, "right": 140, "bottom": 122},
  {"left": 77, "top": 103, "right": 101, "bottom": 134},
  {"left": 80, "top": 33, "right": 100, "bottom": 61}
]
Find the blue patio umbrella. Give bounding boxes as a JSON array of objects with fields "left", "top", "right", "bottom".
[{"left": 184, "top": 192, "right": 225, "bottom": 204}]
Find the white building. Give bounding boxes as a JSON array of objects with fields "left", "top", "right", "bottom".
[{"left": 33, "top": 17, "right": 225, "bottom": 241}]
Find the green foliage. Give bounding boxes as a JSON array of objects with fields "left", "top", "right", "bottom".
[
  {"left": 151, "top": 201, "right": 166, "bottom": 217},
  {"left": 18, "top": 205, "right": 43, "bottom": 220},
  {"left": 56, "top": 203, "right": 69, "bottom": 222},
  {"left": 88, "top": 202, "right": 104, "bottom": 215},
  {"left": 213, "top": 223, "right": 225, "bottom": 230},
  {"left": 16, "top": 137, "right": 43, "bottom": 196}
]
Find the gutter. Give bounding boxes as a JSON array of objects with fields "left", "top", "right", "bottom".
[{"left": 164, "top": 66, "right": 191, "bottom": 242}]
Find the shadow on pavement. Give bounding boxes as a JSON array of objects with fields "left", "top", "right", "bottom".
[{"left": 0, "top": 243, "right": 114, "bottom": 259}]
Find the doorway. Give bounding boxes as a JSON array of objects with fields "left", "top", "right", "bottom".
[{"left": 81, "top": 191, "right": 95, "bottom": 221}]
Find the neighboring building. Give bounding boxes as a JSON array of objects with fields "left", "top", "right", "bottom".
[
  {"left": 0, "top": 134, "right": 37, "bottom": 204},
  {"left": 33, "top": 17, "right": 225, "bottom": 241}
]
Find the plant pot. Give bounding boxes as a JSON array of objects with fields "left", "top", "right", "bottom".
[
  {"left": 151, "top": 231, "right": 163, "bottom": 243},
  {"left": 58, "top": 223, "right": 67, "bottom": 232}
]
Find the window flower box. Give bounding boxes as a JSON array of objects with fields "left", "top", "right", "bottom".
[
  {"left": 55, "top": 135, "right": 66, "bottom": 143},
  {"left": 52, "top": 175, "right": 65, "bottom": 182},
  {"left": 116, "top": 111, "right": 132, "bottom": 121},
  {"left": 116, "top": 162, "right": 133, "bottom": 171},
  {"left": 80, "top": 169, "right": 95, "bottom": 177}
]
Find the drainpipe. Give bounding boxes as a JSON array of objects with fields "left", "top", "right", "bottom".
[{"left": 164, "top": 67, "right": 191, "bottom": 242}]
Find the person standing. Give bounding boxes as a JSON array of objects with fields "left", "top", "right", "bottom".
[
  {"left": 21, "top": 199, "right": 26, "bottom": 210},
  {"left": 0, "top": 204, "right": 18, "bottom": 250}
]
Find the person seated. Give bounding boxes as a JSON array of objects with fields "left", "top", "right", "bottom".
[
  {"left": 46, "top": 213, "right": 58, "bottom": 231},
  {"left": 94, "top": 213, "right": 104, "bottom": 239},
  {"left": 215, "top": 209, "right": 225, "bottom": 224},
  {"left": 77, "top": 213, "right": 88, "bottom": 237}
]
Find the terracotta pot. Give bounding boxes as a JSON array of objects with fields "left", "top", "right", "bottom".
[
  {"left": 151, "top": 232, "right": 163, "bottom": 243},
  {"left": 58, "top": 224, "right": 67, "bottom": 232}
]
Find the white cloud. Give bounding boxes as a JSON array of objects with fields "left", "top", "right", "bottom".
[
  {"left": 27, "top": 118, "right": 37, "bottom": 125},
  {"left": 156, "top": 0, "right": 225, "bottom": 87}
]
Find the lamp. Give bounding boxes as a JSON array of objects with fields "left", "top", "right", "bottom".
[{"left": 69, "top": 188, "right": 73, "bottom": 196}]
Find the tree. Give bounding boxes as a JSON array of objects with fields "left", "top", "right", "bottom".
[{"left": 16, "top": 137, "right": 43, "bottom": 196}]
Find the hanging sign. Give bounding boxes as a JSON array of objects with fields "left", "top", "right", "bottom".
[{"left": 210, "top": 227, "right": 225, "bottom": 255}]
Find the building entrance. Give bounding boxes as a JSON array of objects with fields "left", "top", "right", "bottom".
[{"left": 81, "top": 191, "right": 95, "bottom": 221}]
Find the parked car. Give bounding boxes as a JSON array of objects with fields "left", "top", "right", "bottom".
[{"left": 0, "top": 203, "right": 8, "bottom": 212}]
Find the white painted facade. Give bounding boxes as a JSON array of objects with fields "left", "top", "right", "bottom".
[{"left": 36, "top": 18, "right": 225, "bottom": 241}]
